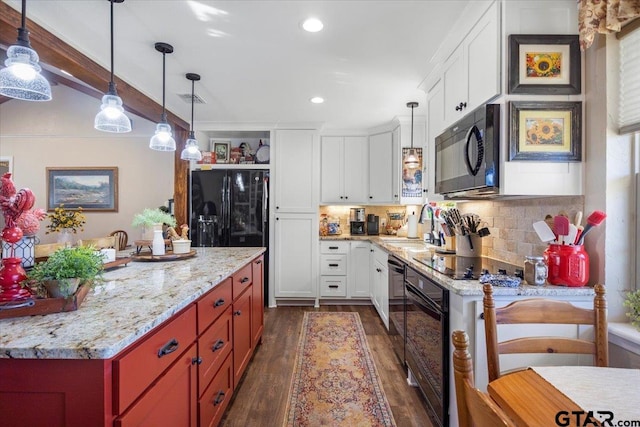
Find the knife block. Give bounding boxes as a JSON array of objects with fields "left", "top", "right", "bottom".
[{"left": 456, "top": 234, "right": 481, "bottom": 257}]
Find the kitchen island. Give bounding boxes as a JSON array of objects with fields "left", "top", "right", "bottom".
[{"left": 0, "top": 246, "right": 265, "bottom": 427}]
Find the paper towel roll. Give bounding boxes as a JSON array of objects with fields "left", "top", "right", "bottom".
[{"left": 407, "top": 214, "right": 418, "bottom": 239}]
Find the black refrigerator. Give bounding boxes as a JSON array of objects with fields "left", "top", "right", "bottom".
[{"left": 190, "top": 169, "right": 269, "bottom": 300}]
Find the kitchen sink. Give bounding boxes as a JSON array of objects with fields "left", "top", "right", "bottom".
[{"left": 384, "top": 241, "right": 431, "bottom": 252}]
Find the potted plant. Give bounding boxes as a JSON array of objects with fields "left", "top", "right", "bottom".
[
  {"left": 26, "top": 246, "right": 105, "bottom": 298},
  {"left": 624, "top": 289, "right": 640, "bottom": 331},
  {"left": 132, "top": 207, "right": 177, "bottom": 240}
]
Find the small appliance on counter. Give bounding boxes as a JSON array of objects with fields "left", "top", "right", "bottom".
[
  {"left": 367, "top": 214, "right": 379, "bottom": 235},
  {"left": 350, "top": 208, "right": 366, "bottom": 235}
]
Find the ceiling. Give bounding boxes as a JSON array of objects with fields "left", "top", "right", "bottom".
[{"left": 2, "top": 0, "right": 470, "bottom": 131}]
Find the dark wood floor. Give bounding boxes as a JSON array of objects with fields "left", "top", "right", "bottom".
[{"left": 220, "top": 305, "right": 434, "bottom": 427}]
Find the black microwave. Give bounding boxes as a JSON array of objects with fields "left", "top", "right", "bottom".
[{"left": 435, "top": 104, "right": 500, "bottom": 198}]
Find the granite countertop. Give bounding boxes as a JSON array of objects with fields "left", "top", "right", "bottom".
[
  {"left": 321, "top": 235, "right": 596, "bottom": 298},
  {"left": 0, "top": 247, "right": 265, "bottom": 360}
]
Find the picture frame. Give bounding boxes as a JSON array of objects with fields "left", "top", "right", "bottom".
[
  {"left": 509, "top": 101, "right": 582, "bottom": 162},
  {"left": 0, "top": 156, "right": 13, "bottom": 177},
  {"left": 47, "top": 167, "right": 118, "bottom": 212},
  {"left": 508, "top": 34, "right": 581, "bottom": 94},
  {"left": 212, "top": 141, "right": 230, "bottom": 164}
]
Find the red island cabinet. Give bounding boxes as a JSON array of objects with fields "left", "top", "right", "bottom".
[{"left": 0, "top": 254, "right": 264, "bottom": 427}]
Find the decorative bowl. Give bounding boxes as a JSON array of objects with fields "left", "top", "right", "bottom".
[{"left": 171, "top": 240, "right": 192, "bottom": 255}]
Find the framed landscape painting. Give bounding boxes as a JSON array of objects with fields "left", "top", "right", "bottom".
[
  {"left": 508, "top": 34, "right": 581, "bottom": 94},
  {"left": 509, "top": 101, "right": 582, "bottom": 162},
  {"left": 47, "top": 167, "right": 118, "bottom": 212}
]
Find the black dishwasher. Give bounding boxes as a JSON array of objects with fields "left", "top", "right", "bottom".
[
  {"left": 387, "top": 255, "right": 406, "bottom": 367},
  {"left": 404, "top": 265, "right": 449, "bottom": 427}
]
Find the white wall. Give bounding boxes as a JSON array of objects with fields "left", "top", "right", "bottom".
[{"left": 0, "top": 84, "right": 175, "bottom": 244}]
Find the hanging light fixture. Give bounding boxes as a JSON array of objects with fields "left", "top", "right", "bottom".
[
  {"left": 0, "top": 0, "right": 52, "bottom": 101},
  {"left": 403, "top": 101, "right": 420, "bottom": 169},
  {"left": 180, "top": 73, "right": 203, "bottom": 161},
  {"left": 149, "top": 42, "right": 176, "bottom": 151},
  {"left": 94, "top": 0, "right": 131, "bottom": 133}
]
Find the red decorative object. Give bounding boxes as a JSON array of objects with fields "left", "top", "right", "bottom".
[{"left": 0, "top": 257, "right": 31, "bottom": 301}]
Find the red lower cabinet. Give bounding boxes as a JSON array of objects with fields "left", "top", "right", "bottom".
[
  {"left": 115, "top": 343, "right": 198, "bottom": 427},
  {"left": 198, "top": 352, "right": 233, "bottom": 427},
  {"left": 232, "top": 287, "right": 253, "bottom": 388}
]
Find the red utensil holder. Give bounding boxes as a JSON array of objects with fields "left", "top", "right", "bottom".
[{"left": 543, "top": 244, "right": 589, "bottom": 287}]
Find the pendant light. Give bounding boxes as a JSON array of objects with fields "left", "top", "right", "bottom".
[
  {"left": 94, "top": 0, "right": 131, "bottom": 133},
  {"left": 180, "top": 73, "right": 203, "bottom": 161},
  {"left": 0, "top": 0, "right": 52, "bottom": 101},
  {"left": 149, "top": 42, "right": 176, "bottom": 151},
  {"left": 403, "top": 101, "right": 420, "bottom": 169}
]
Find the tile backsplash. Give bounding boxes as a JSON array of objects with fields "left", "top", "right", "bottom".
[{"left": 320, "top": 195, "right": 584, "bottom": 266}]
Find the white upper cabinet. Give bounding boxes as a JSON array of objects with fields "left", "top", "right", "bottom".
[
  {"left": 368, "top": 131, "right": 398, "bottom": 203},
  {"left": 426, "top": 79, "right": 445, "bottom": 201},
  {"left": 442, "top": 1, "right": 500, "bottom": 127},
  {"left": 320, "top": 136, "right": 368, "bottom": 204},
  {"left": 273, "top": 129, "right": 319, "bottom": 213}
]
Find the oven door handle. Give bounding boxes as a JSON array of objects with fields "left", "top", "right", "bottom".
[
  {"left": 388, "top": 258, "right": 405, "bottom": 273},
  {"left": 405, "top": 282, "right": 442, "bottom": 315}
]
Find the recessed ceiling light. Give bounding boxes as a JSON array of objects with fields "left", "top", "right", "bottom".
[
  {"left": 302, "top": 18, "right": 323, "bottom": 33},
  {"left": 310, "top": 97, "right": 324, "bottom": 104}
]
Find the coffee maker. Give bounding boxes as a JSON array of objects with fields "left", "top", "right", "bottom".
[
  {"left": 367, "top": 214, "right": 380, "bottom": 235},
  {"left": 350, "top": 208, "right": 366, "bottom": 235}
]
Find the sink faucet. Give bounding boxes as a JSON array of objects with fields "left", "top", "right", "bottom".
[{"left": 418, "top": 204, "right": 441, "bottom": 246}]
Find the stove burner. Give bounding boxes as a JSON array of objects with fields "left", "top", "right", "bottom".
[{"left": 414, "top": 254, "right": 523, "bottom": 280}]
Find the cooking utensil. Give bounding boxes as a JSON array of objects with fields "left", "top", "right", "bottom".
[
  {"left": 554, "top": 216, "right": 570, "bottom": 244},
  {"left": 576, "top": 210, "right": 607, "bottom": 245},
  {"left": 565, "top": 224, "right": 578, "bottom": 247},
  {"left": 574, "top": 211, "right": 583, "bottom": 227},
  {"left": 533, "top": 220, "right": 556, "bottom": 243}
]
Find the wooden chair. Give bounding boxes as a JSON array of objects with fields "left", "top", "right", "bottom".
[
  {"left": 76, "top": 236, "right": 116, "bottom": 249},
  {"left": 109, "top": 230, "right": 128, "bottom": 251},
  {"left": 452, "top": 330, "right": 515, "bottom": 427},
  {"left": 483, "top": 283, "right": 608, "bottom": 383}
]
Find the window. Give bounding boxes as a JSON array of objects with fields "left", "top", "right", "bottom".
[{"left": 619, "top": 24, "right": 640, "bottom": 134}]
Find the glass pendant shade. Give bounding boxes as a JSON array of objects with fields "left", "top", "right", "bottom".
[
  {"left": 149, "top": 120, "right": 176, "bottom": 151},
  {"left": 95, "top": 91, "right": 131, "bottom": 133},
  {"left": 0, "top": 44, "right": 51, "bottom": 101},
  {"left": 181, "top": 132, "right": 202, "bottom": 161},
  {"left": 403, "top": 148, "right": 420, "bottom": 169}
]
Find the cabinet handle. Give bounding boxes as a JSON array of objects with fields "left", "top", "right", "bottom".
[
  {"left": 276, "top": 206, "right": 279, "bottom": 210},
  {"left": 369, "top": 196, "right": 373, "bottom": 199},
  {"left": 394, "top": 194, "right": 398, "bottom": 198},
  {"left": 370, "top": 249, "right": 374, "bottom": 252},
  {"left": 212, "top": 339, "right": 225, "bottom": 352},
  {"left": 340, "top": 196, "right": 344, "bottom": 199},
  {"left": 329, "top": 246, "right": 339, "bottom": 249},
  {"left": 345, "top": 196, "right": 348, "bottom": 199},
  {"left": 376, "top": 268, "right": 382, "bottom": 272},
  {"left": 157, "top": 338, "right": 179, "bottom": 358},
  {"left": 234, "top": 310, "right": 242, "bottom": 316},
  {"left": 213, "top": 391, "right": 226, "bottom": 406},
  {"left": 479, "top": 313, "right": 485, "bottom": 320},
  {"left": 455, "top": 102, "right": 467, "bottom": 111},
  {"left": 255, "top": 260, "right": 262, "bottom": 264},
  {"left": 214, "top": 298, "right": 225, "bottom": 307},
  {"left": 328, "top": 285, "right": 339, "bottom": 289},
  {"left": 276, "top": 217, "right": 279, "bottom": 221},
  {"left": 240, "top": 277, "right": 250, "bottom": 283},
  {"left": 329, "top": 263, "right": 339, "bottom": 267},
  {"left": 191, "top": 357, "right": 202, "bottom": 365}
]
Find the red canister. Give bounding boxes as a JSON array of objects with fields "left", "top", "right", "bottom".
[{"left": 543, "top": 244, "right": 589, "bottom": 287}]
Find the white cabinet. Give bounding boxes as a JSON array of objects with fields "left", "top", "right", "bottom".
[
  {"left": 320, "top": 136, "right": 368, "bottom": 204},
  {"left": 370, "top": 245, "right": 389, "bottom": 329},
  {"left": 273, "top": 130, "right": 319, "bottom": 213},
  {"left": 442, "top": 1, "right": 500, "bottom": 127},
  {"left": 368, "top": 131, "right": 399, "bottom": 204},
  {"left": 425, "top": 79, "right": 445, "bottom": 201},
  {"left": 274, "top": 213, "right": 318, "bottom": 299},
  {"left": 348, "top": 241, "right": 370, "bottom": 299}
]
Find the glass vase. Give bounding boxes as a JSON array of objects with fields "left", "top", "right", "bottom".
[{"left": 57, "top": 228, "right": 74, "bottom": 246}]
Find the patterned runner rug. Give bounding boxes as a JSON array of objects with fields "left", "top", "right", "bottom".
[{"left": 284, "top": 312, "right": 397, "bottom": 427}]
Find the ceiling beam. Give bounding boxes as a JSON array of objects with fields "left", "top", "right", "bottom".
[{"left": 0, "top": 2, "right": 188, "bottom": 131}]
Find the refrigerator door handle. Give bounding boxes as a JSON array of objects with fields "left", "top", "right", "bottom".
[{"left": 226, "top": 175, "right": 231, "bottom": 245}]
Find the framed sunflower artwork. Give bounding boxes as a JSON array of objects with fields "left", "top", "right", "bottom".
[
  {"left": 508, "top": 34, "right": 581, "bottom": 94},
  {"left": 509, "top": 101, "right": 582, "bottom": 162}
]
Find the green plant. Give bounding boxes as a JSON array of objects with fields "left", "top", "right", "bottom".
[
  {"left": 624, "top": 289, "right": 640, "bottom": 330},
  {"left": 26, "top": 246, "right": 104, "bottom": 297},
  {"left": 131, "top": 208, "right": 177, "bottom": 228}
]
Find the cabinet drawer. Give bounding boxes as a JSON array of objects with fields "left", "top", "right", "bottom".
[
  {"left": 320, "top": 241, "right": 349, "bottom": 254},
  {"left": 114, "top": 304, "right": 197, "bottom": 414},
  {"left": 199, "top": 352, "right": 233, "bottom": 427},
  {"left": 115, "top": 343, "right": 198, "bottom": 427},
  {"left": 198, "top": 306, "right": 232, "bottom": 398},
  {"left": 320, "top": 254, "right": 347, "bottom": 275},
  {"left": 197, "top": 278, "right": 232, "bottom": 334},
  {"left": 320, "top": 276, "right": 347, "bottom": 297},
  {"left": 232, "top": 263, "right": 253, "bottom": 300}
]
